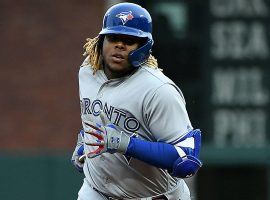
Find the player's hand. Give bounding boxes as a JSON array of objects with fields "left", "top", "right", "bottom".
[
  {"left": 71, "top": 130, "right": 85, "bottom": 173},
  {"left": 83, "top": 122, "right": 131, "bottom": 158},
  {"left": 71, "top": 145, "right": 85, "bottom": 173}
]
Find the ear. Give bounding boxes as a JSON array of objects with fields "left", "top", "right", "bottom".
[{"left": 128, "top": 39, "right": 153, "bottom": 67}]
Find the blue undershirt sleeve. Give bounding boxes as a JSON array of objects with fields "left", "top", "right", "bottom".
[{"left": 125, "top": 137, "right": 179, "bottom": 170}]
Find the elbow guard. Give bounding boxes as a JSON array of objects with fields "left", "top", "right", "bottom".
[
  {"left": 171, "top": 129, "right": 203, "bottom": 178},
  {"left": 171, "top": 155, "right": 202, "bottom": 178}
]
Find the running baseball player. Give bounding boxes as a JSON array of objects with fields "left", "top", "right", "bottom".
[{"left": 71, "top": 3, "right": 202, "bottom": 200}]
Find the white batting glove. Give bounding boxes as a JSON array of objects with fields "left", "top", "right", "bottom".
[{"left": 83, "top": 122, "right": 131, "bottom": 158}]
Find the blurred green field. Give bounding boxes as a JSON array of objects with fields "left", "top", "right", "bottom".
[
  {"left": 0, "top": 155, "right": 84, "bottom": 200},
  {"left": 2, "top": 147, "right": 270, "bottom": 200}
]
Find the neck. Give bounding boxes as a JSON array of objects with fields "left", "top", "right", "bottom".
[{"left": 103, "top": 64, "right": 137, "bottom": 80}]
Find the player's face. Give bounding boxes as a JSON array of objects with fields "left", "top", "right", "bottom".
[{"left": 102, "top": 34, "right": 144, "bottom": 79}]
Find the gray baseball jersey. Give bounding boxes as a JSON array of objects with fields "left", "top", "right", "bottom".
[{"left": 78, "top": 58, "right": 192, "bottom": 198}]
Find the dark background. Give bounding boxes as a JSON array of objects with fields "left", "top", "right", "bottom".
[{"left": 1, "top": 0, "right": 270, "bottom": 199}]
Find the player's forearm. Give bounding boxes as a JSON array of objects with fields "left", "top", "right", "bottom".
[
  {"left": 125, "top": 134, "right": 202, "bottom": 178},
  {"left": 125, "top": 137, "right": 179, "bottom": 170}
]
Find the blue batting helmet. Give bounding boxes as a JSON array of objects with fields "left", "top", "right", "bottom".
[{"left": 99, "top": 3, "right": 154, "bottom": 67}]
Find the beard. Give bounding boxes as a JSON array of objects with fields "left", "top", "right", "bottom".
[{"left": 102, "top": 59, "right": 137, "bottom": 79}]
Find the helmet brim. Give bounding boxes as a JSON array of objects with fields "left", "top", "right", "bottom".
[{"left": 99, "top": 26, "right": 152, "bottom": 40}]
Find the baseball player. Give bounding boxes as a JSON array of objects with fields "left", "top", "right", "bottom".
[{"left": 71, "top": 3, "right": 202, "bottom": 200}]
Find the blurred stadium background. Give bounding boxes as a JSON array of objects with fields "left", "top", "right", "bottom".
[{"left": 1, "top": 0, "right": 269, "bottom": 199}]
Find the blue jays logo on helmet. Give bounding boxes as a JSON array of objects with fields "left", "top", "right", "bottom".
[{"left": 116, "top": 11, "right": 134, "bottom": 25}]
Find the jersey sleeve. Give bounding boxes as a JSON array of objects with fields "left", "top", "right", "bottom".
[{"left": 144, "top": 83, "right": 192, "bottom": 143}]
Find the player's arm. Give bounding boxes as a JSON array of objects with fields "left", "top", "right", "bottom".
[
  {"left": 71, "top": 129, "right": 85, "bottom": 173},
  {"left": 125, "top": 129, "right": 202, "bottom": 178},
  {"left": 83, "top": 123, "right": 202, "bottom": 178},
  {"left": 127, "top": 83, "right": 202, "bottom": 178}
]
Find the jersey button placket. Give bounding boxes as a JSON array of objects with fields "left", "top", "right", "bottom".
[{"left": 98, "top": 82, "right": 108, "bottom": 99}]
